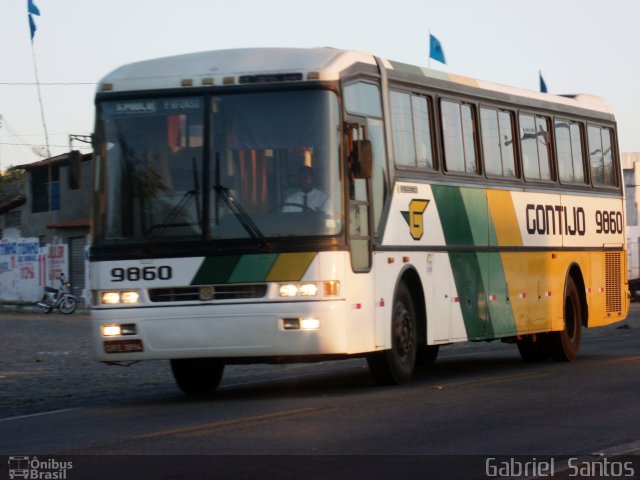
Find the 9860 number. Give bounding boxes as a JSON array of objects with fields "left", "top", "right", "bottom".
[
  {"left": 111, "top": 266, "right": 172, "bottom": 282},
  {"left": 595, "top": 210, "right": 623, "bottom": 234}
]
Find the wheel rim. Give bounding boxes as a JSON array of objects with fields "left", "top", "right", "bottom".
[
  {"left": 393, "top": 303, "right": 415, "bottom": 359},
  {"left": 60, "top": 298, "right": 76, "bottom": 313}
]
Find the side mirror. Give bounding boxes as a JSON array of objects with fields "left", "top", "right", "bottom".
[{"left": 353, "top": 139, "right": 373, "bottom": 179}]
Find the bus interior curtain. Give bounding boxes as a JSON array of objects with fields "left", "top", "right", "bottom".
[{"left": 239, "top": 150, "right": 269, "bottom": 213}]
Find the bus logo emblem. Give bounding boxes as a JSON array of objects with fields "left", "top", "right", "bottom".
[{"left": 401, "top": 199, "right": 430, "bottom": 240}]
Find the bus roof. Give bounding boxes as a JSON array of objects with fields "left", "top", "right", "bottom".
[{"left": 98, "top": 47, "right": 614, "bottom": 116}]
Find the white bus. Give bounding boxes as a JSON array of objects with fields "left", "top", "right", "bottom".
[{"left": 91, "top": 47, "right": 628, "bottom": 393}]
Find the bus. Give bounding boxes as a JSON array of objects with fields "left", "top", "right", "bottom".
[{"left": 90, "top": 47, "right": 628, "bottom": 393}]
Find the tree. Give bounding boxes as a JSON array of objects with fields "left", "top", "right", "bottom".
[{"left": 0, "top": 166, "right": 25, "bottom": 196}]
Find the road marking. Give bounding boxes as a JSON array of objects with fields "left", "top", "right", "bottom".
[
  {"left": 430, "top": 371, "right": 552, "bottom": 390},
  {"left": 594, "top": 439, "right": 640, "bottom": 456},
  {"left": 137, "top": 406, "right": 340, "bottom": 439},
  {"left": 0, "top": 408, "right": 79, "bottom": 423},
  {"left": 600, "top": 355, "right": 640, "bottom": 366}
]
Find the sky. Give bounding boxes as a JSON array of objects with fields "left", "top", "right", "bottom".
[{"left": 1, "top": 0, "right": 639, "bottom": 169}]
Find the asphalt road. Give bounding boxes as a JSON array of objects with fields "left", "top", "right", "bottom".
[{"left": 1, "top": 305, "right": 640, "bottom": 479}]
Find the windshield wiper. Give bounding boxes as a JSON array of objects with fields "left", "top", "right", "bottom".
[
  {"left": 213, "top": 153, "right": 270, "bottom": 248},
  {"left": 146, "top": 157, "right": 201, "bottom": 239}
]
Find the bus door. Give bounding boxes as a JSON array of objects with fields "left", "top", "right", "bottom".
[{"left": 345, "top": 122, "right": 372, "bottom": 272}]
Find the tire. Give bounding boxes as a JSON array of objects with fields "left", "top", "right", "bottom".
[
  {"left": 516, "top": 334, "right": 550, "bottom": 362},
  {"left": 548, "top": 277, "right": 582, "bottom": 362},
  {"left": 41, "top": 305, "right": 53, "bottom": 314},
  {"left": 171, "top": 358, "right": 225, "bottom": 395},
  {"left": 367, "top": 282, "right": 417, "bottom": 385},
  {"left": 59, "top": 296, "right": 77, "bottom": 314}
]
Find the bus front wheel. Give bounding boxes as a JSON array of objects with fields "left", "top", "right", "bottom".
[
  {"left": 367, "top": 282, "right": 417, "bottom": 385},
  {"left": 170, "top": 358, "right": 224, "bottom": 395}
]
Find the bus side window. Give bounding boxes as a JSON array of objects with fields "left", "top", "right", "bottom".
[
  {"left": 588, "top": 125, "right": 617, "bottom": 187},
  {"left": 556, "top": 119, "right": 586, "bottom": 184},
  {"left": 441, "top": 99, "right": 478, "bottom": 175},
  {"left": 390, "top": 91, "right": 416, "bottom": 167},
  {"left": 481, "top": 107, "right": 516, "bottom": 178},
  {"left": 389, "top": 91, "right": 435, "bottom": 171},
  {"left": 520, "top": 113, "right": 552, "bottom": 181},
  {"left": 412, "top": 95, "right": 435, "bottom": 170}
]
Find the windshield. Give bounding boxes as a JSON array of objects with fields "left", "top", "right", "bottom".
[{"left": 93, "top": 90, "right": 342, "bottom": 246}]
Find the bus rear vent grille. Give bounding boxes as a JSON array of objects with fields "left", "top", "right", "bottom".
[
  {"left": 148, "top": 284, "right": 267, "bottom": 302},
  {"left": 605, "top": 252, "right": 622, "bottom": 314}
]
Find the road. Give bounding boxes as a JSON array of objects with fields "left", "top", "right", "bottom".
[{"left": 1, "top": 306, "right": 640, "bottom": 479}]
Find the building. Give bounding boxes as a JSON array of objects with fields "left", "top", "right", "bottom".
[
  {"left": 0, "top": 151, "right": 92, "bottom": 302},
  {"left": 623, "top": 153, "right": 640, "bottom": 280}
]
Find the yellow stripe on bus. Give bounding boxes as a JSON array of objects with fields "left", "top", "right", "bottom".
[
  {"left": 266, "top": 252, "right": 316, "bottom": 282},
  {"left": 487, "top": 189, "right": 523, "bottom": 247}
]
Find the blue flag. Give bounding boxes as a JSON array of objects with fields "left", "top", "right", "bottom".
[
  {"left": 429, "top": 33, "right": 446, "bottom": 64},
  {"left": 539, "top": 71, "right": 548, "bottom": 93},
  {"left": 28, "top": 0, "right": 40, "bottom": 15},
  {"left": 28, "top": 0, "right": 40, "bottom": 43},
  {"left": 28, "top": 13, "right": 37, "bottom": 41}
]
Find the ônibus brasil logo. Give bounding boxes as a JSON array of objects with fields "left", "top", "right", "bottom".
[{"left": 8, "top": 456, "right": 73, "bottom": 479}]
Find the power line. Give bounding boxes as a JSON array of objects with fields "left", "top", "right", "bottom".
[
  {"left": 0, "top": 82, "right": 96, "bottom": 85},
  {"left": 0, "top": 142, "right": 92, "bottom": 148}
]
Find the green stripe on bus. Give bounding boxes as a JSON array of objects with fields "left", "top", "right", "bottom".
[
  {"left": 460, "top": 188, "right": 489, "bottom": 246},
  {"left": 228, "top": 254, "right": 278, "bottom": 283},
  {"left": 461, "top": 189, "right": 517, "bottom": 336},
  {"left": 487, "top": 253, "right": 517, "bottom": 336},
  {"left": 191, "top": 255, "right": 242, "bottom": 285},
  {"left": 433, "top": 185, "right": 490, "bottom": 339},
  {"left": 191, "top": 252, "right": 316, "bottom": 285},
  {"left": 433, "top": 185, "right": 518, "bottom": 339}
]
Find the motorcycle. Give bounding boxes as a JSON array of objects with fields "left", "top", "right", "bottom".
[{"left": 37, "top": 274, "right": 78, "bottom": 314}]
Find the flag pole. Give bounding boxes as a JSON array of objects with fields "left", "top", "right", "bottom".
[
  {"left": 427, "top": 30, "right": 431, "bottom": 70},
  {"left": 31, "top": 41, "right": 53, "bottom": 230},
  {"left": 30, "top": 44, "right": 51, "bottom": 158}
]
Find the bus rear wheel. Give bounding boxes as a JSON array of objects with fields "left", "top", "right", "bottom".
[
  {"left": 170, "top": 358, "right": 224, "bottom": 394},
  {"left": 548, "top": 277, "right": 582, "bottom": 362},
  {"left": 367, "top": 282, "right": 417, "bottom": 385}
]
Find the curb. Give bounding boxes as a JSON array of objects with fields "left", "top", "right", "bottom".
[{"left": 0, "top": 303, "right": 90, "bottom": 314}]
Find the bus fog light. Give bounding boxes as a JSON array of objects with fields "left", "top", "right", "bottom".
[
  {"left": 120, "top": 324, "right": 137, "bottom": 335},
  {"left": 102, "top": 324, "right": 137, "bottom": 336},
  {"left": 102, "top": 324, "right": 122, "bottom": 336},
  {"left": 282, "top": 318, "right": 300, "bottom": 330},
  {"left": 301, "top": 318, "right": 320, "bottom": 330}
]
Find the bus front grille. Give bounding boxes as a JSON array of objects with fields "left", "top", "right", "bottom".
[
  {"left": 148, "top": 284, "right": 268, "bottom": 302},
  {"left": 605, "top": 252, "right": 622, "bottom": 315}
]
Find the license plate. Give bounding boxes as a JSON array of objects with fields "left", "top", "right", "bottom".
[{"left": 104, "top": 339, "right": 144, "bottom": 354}]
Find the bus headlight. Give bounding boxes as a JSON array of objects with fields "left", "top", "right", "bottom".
[
  {"left": 100, "top": 290, "right": 140, "bottom": 305},
  {"left": 120, "top": 291, "right": 140, "bottom": 304},
  {"left": 279, "top": 284, "right": 299, "bottom": 297},
  {"left": 298, "top": 283, "right": 318, "bottom": 296},
  {"left": 278, "top": 282, "right": 339, "bottom": 298},
  {"left": 279, "top": 283, "right": 318, "bottom": 297}
]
